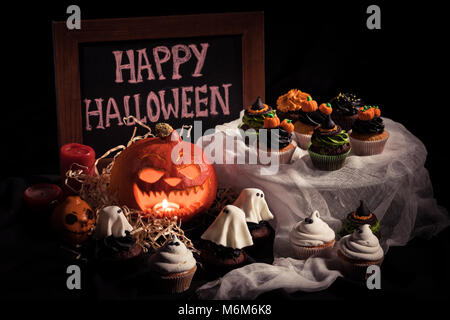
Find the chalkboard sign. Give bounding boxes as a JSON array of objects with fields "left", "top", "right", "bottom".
[{"left": 53, "top": 13, "right": 264, "bottom": 156}]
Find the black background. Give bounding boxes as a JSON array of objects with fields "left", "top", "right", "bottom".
[
  {"left": 1, "top": 0, "right": 449, "bottom": 306},
  {"left": 80, "top": 35, "right": 243, "bottom": 155}
]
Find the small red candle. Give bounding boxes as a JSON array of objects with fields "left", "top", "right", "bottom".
[
  {"left": 23, "top": 183, "right": 63, "bottom": 212},
  {"left": 60, "top": 143, "right": 96, "bottom": 194}
]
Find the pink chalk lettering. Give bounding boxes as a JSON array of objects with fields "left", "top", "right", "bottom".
[
  {"left": 189, "top": 43, "right": 209, "bottom": 77},
  {"left": 146, "top": 91, "right": 161, "bottom": 122},
  {"left": 210, "top": 84, "right": 232, "bottom": 115},
  {"left": 195, "top": 85, "right": 209, "bottom": 117},
  {"left": 153, "top": 46, "right": 171, "bottom": 80},
  {"left": 159, "top": 88, "right": 179, "bottom": 120},
  {"left": 172, "top": 44, "right": 192, "bottom": 80},
  {"left": 123, "top": 94, "right": 146, "bottom": 125},
  {"left": 105, "top": 97, "right": 124, "bottom": 128},
  {"left": 181, "top": 86, "right": 194, "bottom": 118},
  {"left": 136, "top": 49, "right": 156, "bottom": 82},
  {"left": 113, "top": 50, "right": 137, "bottom": 83},
  {"left": 84, "top": 98, "right": 105, "bottom": 131}
]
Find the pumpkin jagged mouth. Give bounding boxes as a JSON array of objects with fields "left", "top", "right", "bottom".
[{"left": 133, "top": 179, "right": 210, "bottom": 218}]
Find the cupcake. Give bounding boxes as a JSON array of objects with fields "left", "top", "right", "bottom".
[
  {"left": 147, "top": 235, "right": 197, "bottom": 293},
  {"left": 337, "top": 224, "right": 384, "bottom": 280},
  {"left": 94, "top": 206, "right": 143, "bottom": 264},
  {"left": 199, "top": 205, "right": 253, "bottom": 274},
  {"left": 349, "top": 105, "right": 389, "bottom": 156},
  {"left": 338, "top": 200, "right": 381, "bottom": 239},
  {"left": 289, "top": 210, "right": 336, "bottom": 259},
  {"left": 232, "top": 188, "right": 275, "bottom": 260},
  {"left": 307, "top": 104, "right": 351, "bottom": 171},
  {"left": 293, "top": 94, "right": 327, "bottom": 149},
  {"left": 329, "top": 93, "right": 364, "bottom": 131},
  {"left": 257, "top": 115, "right": 297, "bottom": 164},
  {"left": 275, "top": 89, "right": 305, "bottom": 122},
  {"left": 239, "top": 96, "right": 276, "bottom": 132}
]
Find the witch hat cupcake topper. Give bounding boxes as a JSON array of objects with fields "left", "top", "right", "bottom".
[
  {"left": 321, "top": 114, "right": 336, "bottom": 130},
  {"left": 355, "top": 200, "right": 371, "bottom": 217},
  {"left": 252, "top": 96, "right": 265, "bottom": 111}
]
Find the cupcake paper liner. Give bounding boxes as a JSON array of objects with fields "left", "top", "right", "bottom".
[
  {"left": 294, "top": 132, "right": 312, "bottom": 150},
  {"left": 291, "top": 240, "right": 335, "bottom": 260},
  {"left": 331, "top": 113, "right": 358, "bottom": 131},
  {"left": 257, "top": 140, "right": 297, "bottom": 165},
  {"left": 349, "top": 132, "right": 389, "bottom": 156},
  {"left": 307, "top": 148, "right": 351, "bottom": 171},
  {"left": 154, "top": 265, "right": 197, "bottom": 293},
  {"left": 337, "top": 250, "right": 383, "bottom": 280}
]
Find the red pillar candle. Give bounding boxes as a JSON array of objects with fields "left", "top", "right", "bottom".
[
  {"left": 23, "top": 183, "right": 63, "bottom": 212},
  {"left": 60, "top": 143, "right": 96, "bottom": 193}
]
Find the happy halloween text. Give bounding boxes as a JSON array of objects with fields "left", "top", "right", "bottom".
[{"left": 83, "top": 43, "right": 232, "bottom": 131}]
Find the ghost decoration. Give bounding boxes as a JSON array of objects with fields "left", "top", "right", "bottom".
[
  {"left": 201, "top": 205, "right": 253, "bottom": 249},
  {"left": 232, "top": 188, "right": 274, "bottom": 224},
  {"left": 94, "top": 206, "right": 133, "bottom": 239}
]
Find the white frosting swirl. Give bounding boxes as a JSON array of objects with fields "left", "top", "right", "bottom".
[
  {"left": 148, "top": 236, "right": 196, "bottom": 274},
  {"left": 338, "top": 224, "right": 384, "bottom": 261},
  {"left": 289, "top": 210, "right": 335, "bottom": 247}
]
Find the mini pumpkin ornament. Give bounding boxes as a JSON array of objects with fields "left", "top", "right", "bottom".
[
  {"left": 263, "top": 114, "right": 281, "bottom": 129},
  {"left": 50, "top": 195, "right": 95, "bottom": 245},
  {"left": 110, "top": 123, "right": 218, "bottom": 221},
  {"left": 280, "top": 119, "right": 294, "bottom": 133},
  {"left": 319, "top": 103, "right": 333, "bottom": 115},
  {"left": 301, "top": 96, "right": 318, "bottom": 112},
  {"left": 357, "top": 105, "right": 380, "bottom": 121}
]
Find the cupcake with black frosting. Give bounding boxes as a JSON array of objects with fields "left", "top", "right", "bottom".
[
  {"left": 329, "top": 92, "right": 364, "bottom": 131},
  {"left": 292, "top": 94, "right": 327, "bottom": 149},
  {"left": 307, "top": 104, "right": 351, "bottom": 171},
  {"left": 338, "top": 200, "right": 381, "bottom": 239},
  {"left": 239, "top": 96, "right": 276, "bottom": 131},
  {"left": 94, "top": 205, "right": 143, "bottom": 264},
  {"left": 350, "top": 105, "right": 389, "bottom": 155},
  {"left": 199, "top": 205, "right": 253, "bottom": 275},
  {"left": 257, "top": 114, "right": 297, "bottom": 164}
]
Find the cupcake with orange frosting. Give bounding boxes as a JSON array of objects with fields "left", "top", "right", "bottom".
[
  {"left": 239, "top": 96, "right": 276, "bottom": 132},
  {"left": 349, "top": 105, "right": 389, "bottom": 156},
  {"left": 276, "top": 89, "right": 306, "bottom": 122}
]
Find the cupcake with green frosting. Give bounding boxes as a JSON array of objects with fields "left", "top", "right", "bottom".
[
  {"left": 338, "top": 200, "right": 381, "bottom": 239},
  {"left": 239, "top": 97, "right": 276, "bottom": 132},
  {"left": 307, "top": 105, "right": 351, "bottom": 171}
]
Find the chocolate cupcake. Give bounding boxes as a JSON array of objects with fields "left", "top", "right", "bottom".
[
  {"left": 329, "top": 93, "right": 364, "bottom": 131},
  {"left": 293, "top": 96, "right": 328, "bottom": 149},
  {"left": 307, "top": 105, "right": 351, "bottom": 171},
  {"left": 199, "top": 205, "right": 253, "bottom": 276},
  {"left": 349, "top": 105, "right": 389, "bottom": 156},
  {"left": 232, "top": 188, "right": 275, "bottom": 260},
  {"left": 94, "top": 206, "right": 143, "bottom": 265},
  {"left": 338, "top": 200, "right": 381, "bottom": 239},
  {"left": 239, "top": 97, "right": 276, "bottom": 131},
  {"left": 257, "top": 115, "right": 297, "bottom": 164}
]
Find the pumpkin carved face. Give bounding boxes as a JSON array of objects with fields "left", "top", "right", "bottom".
[
  {"left": 110, "top": 124, "right": 217, "bottom": 221},
  {"left": 51, "top": 196, "right": 95, "bottom": 245}
]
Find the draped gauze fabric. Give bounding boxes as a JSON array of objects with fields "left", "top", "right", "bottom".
[{"left": 196, "top": 112, "right": 450, "bottom": 299}]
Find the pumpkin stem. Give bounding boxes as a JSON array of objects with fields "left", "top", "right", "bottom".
[{"left": 155, "top": 123, "right": 174, "bottom": 138}]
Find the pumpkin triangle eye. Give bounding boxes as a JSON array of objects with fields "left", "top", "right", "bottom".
[
  {"left": 138, "top": 168, "right": 165, "bottom": 183},
  {"left": 178, "top": 164, "right": 201, "bottom": 180}
]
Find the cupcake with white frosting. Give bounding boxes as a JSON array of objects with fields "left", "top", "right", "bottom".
[
  {"left": 289, "top": 210, "right": 336, "bottom": 259},
  {"left": 337, "top": 224, "right": 384, "bottom": 279},
  {"left": 147, "top": 235, "right": 197, "bottom": 293}
]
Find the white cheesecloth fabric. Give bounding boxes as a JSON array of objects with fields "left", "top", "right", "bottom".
[{"left": 195, "top": 111, "right": 450, "bottom": 299}]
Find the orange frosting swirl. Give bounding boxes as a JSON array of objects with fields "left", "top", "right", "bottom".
[{"left": 276, "top": 89, "right": 311, "bottom": 112}]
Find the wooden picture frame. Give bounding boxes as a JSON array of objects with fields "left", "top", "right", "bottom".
[{"left": 52, "top": 12, "right": 265, "bottom": 148}]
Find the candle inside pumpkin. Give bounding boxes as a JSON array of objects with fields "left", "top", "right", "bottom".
[{"left": 153, "top": 198, "right": 180, "bottom": 216}]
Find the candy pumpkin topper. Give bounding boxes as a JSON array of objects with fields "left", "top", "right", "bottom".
[
  {"left": 109, "top": 123, "right": 218, "bottom": 221},
  {"left": 357, "top": 105, "right": 381, "bottom": 121}
]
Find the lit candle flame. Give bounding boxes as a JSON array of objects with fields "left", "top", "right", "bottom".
[
  {"left": 153, "top": 198, "right": 179, "bottom": 215},
  {"left": 162, "top": 198, "right": 168, "bottom": 210}
]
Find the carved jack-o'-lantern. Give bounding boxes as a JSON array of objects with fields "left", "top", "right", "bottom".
[
  {"left": 51, "top": 195, "right": 95, "bottom": 245},
  {"left": 110, "top": 123, "right": 217, "bottom": 221}
]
